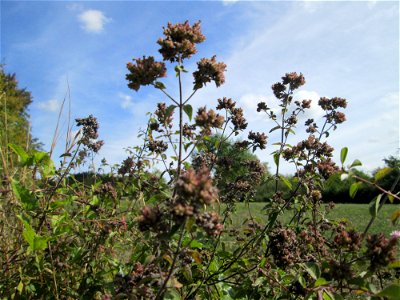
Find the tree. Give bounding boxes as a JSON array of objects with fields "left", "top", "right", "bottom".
[
  {"left": 192, "top": 134, "right": 267, "bottom": 201},
  {"left": 0, "top": 66, "right": 40, "bottom": 169}
]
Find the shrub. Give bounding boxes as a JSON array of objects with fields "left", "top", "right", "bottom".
[{"left": 1, "top": 21, "right": 399, "bottom": 299}]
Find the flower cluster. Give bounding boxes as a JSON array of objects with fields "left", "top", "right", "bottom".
[
  {"left": 96, "top": 182, "right": 118, "bottom": 200},
  {"left": 137, "top": 205, "right": 164, "bottom": 232},
  {"left": 333, "top": 229, "right": 362, "bottom": 251},
  {"left": 366, "top": 233, "right": 398, "bottom": 271},
  {"left": 118, "top": 157, "right": 136, "bottom": 175},
  {"left": 126, "top": 56, "right": 166, "bottom": 91},
  {"left": 155, "top": 102, "right": 173, "bottom": 128},
  {"left": 268, "top": 228, "right": 300, "bottom": 267},
  {"left": 196, "top": 212, "right": 223, "bottom": 236},
  {"left": 175, "top": 167, "right": 218, "bottom": 205},
  {"left": 147, "top": 140, "right": 168, "bottom": 154},
  {"left": 75, "top": 115, "right": 104, "bottom": 153},
  {"left": 193, "top": 56, "right": 226, "bottom": 89},
  {"left": 318, "top": 97, "right": 347, "bottom": 110},
  {"left": 157, "top": 20, "right": 205, "bottom": 62},
  {"left": 217, "top": 97, "right": 248, "bottom": 133},
  {"left": 195, "top": 107, "right": 224, "bottom": 135},
  {"left": 282, "top": 135, "right": 334, "bottom": 161},
  {"left": 271, "top": 72, "right": 305, "bottom": 99},
  {"left": 248, "top": 131, "right": 268, "bottom": 150},
  {"left": 113, "top": 262, "right": 164, "bottom": 298}
]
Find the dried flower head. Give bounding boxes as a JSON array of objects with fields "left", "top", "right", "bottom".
[
  {"left": 248, "top": 131, "right": 268, "bottom": 150},
  {"left": 195, "top": 107, "right": 224, "bottom": 135},
  {"left": 75, "top": 115, "right": 104, "bottom": 153},
  {"left": 126, "top": 56, "right": 166, "bottom": 91},
  {"left": 155, "top": 102, "right": 173, "bottom": 127},
  {"left": 193, "top": 55, "right": 227, "bottom": 89},
  {"left": 366, "top": 233, "right": 398, "bottom": 271},
  {"left": 157, "top": 20, "right": 205, "bottom": 62},
  {"left": 175, "top": 167, "right": 218, "bottom": 205},
  {"left": 281, "top": 72, "right": 306, "bottom": 90}
]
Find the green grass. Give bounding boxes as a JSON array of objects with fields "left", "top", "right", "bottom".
[{"left": 225, "top": 202, "right": 400, "bottom": 236}]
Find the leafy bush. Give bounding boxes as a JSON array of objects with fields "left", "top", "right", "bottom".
[{"left": 1, "top": 21, "right": 399, "bottom": 299}]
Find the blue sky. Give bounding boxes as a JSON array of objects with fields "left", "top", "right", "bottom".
[{"left": 1, "top": 0, "right": 399, "bottom": 174}]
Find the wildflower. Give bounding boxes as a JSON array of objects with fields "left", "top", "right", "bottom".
[
  {"left": 281, "top": 72, "right": 306, "bottom": 90},
  {"left": 75, "top": 115, "right": 104, "bottom": 153},
  {"left": 175, "top": 167, "right": 218, "bottom": 205},
  {"left": 157, "top": 20, "right": 205, "bottom": 62},
  {"left": 193, "top": 55, "right": 226, "bottom": 89},
  {"left": 248, "top": 131, "right": 267, "bottom": 150},
  {"left": 390, "top": 230, "right": 400, "bottom": 240},
  {"left": 126, "top": 56, "right": 166, "bottom": 91},
  {"left": 195, "top": 107, "right": 224, "bottom": 135},
  {"left": 366, "top": 233, "right": 397, "bottom": 271}
]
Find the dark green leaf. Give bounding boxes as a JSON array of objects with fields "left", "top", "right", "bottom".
[
  {"left": 12, "top": 180, "right": 38, "bottom": 210},
  {"left": 349, "top": 182, "right": 361, "bottom": 198},
  {"left": 376, "top": 284, "right": 400, "bottom": 299},
  {"left": 369, "top": 194, "right": 382, "bottom": 219},
  {"left": 183, "top": 104, "right": 193, "bottom": 121}
]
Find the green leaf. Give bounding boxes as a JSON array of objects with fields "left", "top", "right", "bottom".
[
  {"left": 376, "top": 284, "right": 400, "bottom": 299},
  {"left": 280, "top": 175, "right": 292, "bottom": 190},
  {"left": 349, "top": 182, "right": 361, "bottom": 199},
  {"left": 273, "top": 152, "right": 280, "bottom": 168},
  {"left": 269, "top": 125, "right": 281, "bottom": 133},
  {"left": 154, "top": 81, "right": 166, "bottom": 90},
  {"left": 314, "top": 277, "right": 329, "bottom": 287},
  {"left": 369, "top": 194, "right": 382, "bottom": 219},
  {"left": 190, "top": 240, "right": 203, "bottom": 249},
  {"left": 340, "top": 147, "right": 348, "bottom": 165},
  {"left": 303, "top": 262, "right": 320, "bottom": 280},
  {"left": 166, "top": 105, "right": 177, "bottom": 118},
  {"left": 374, "top": 167, "right": 392, "bottom": 182},
  {"left": 12, "top": 180, "right": 38, "bottom": 210},
  {"left": 183, "top": 104, "right": 193, "bottom": 121},
  {"left": 8, "top": 143, "right": 29, "bottom": 164},
  {"left": 391, "top": 209, "right": 400, "bottom": 225},
  {"left": 349, "top": 159, "right": 362, "bottom": 168},
  {"left": 164, "top": 288, "right": 182, "bottom": 300}
]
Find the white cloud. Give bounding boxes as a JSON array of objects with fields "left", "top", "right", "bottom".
[
  {"left": 37, "top": 99, "right": 61, "bottom": 112},
  {"left": 119, "top": 93, "right": 134, "bottom": 109},
  {"left": 67, "top": 3, "right": 84, "bottom": 11},
  {"left": 222, "top": 0, "right": 239, "bottom": 6},
  {"left": 78, "top": 9, "right": 110, "bottom": 33}
]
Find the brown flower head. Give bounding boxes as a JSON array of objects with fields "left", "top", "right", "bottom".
[
  {"left": 195, "top": 107, "right": 225, "bottom": 135},
  {"left": 175, "top": 167, "right": 218, "bottom": 205},
  {"left": 76, "top": 115, "right": 104, "bottom": 153},
  {"left": 366, "top": 233, "right": 398, "bottom": 271},
  {"left": 155, "top": 102, "right": 173, "bottom": 127},
  {"left": 193, "top": 55, "right": 227, "bottom": 89},
  {"left": 248, "top": 131, "right": 268, "bottom": 150},
  {"left": 126, "top": 56, "right": 166, "bottom": 91},
  {"left": 281, "top": 72, "right": 306, "bottom": 90},
  {"left": 196, "top": 211, "right": 224, "bottom": 236},
  {"left": 157, "top": 20, "right": 205, "bottom": 62}
]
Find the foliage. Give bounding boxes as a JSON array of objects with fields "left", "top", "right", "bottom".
[
  {"left": 0, "top": 66, "right": 41, "bottom": 171},
  {"left": 1, "top": 21, "right": 399, "bottom": 300}
]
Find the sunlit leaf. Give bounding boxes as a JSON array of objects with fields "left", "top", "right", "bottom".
[
  {"left": 340, "top": 147, "right": 348, "bottom": 165},
  {"left": 374, "top": 167, "right": 392, "bottom": 182}
]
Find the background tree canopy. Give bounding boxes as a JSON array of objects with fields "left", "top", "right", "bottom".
[{"left": 0, "top": 66, "right": 40, "bottom": 169}]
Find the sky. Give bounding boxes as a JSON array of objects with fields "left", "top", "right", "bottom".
[{"left": 1, "top": 0, "right": 399, "bottom": 175}]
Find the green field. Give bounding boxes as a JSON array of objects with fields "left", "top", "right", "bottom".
[{"left": 223, "top": 203, "right": 400, "bottom": 236}]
